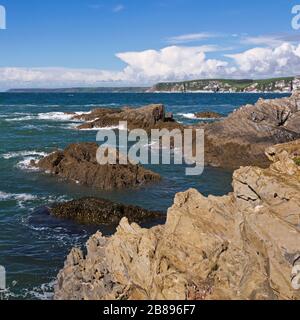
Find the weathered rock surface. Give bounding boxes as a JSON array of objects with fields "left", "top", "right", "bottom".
[
  {"left": 195, "top": 111, "right": 223, "bottom": 119},
  {"left": 66, "top": 94, "right": 300, "bottom": 170},
  {"left": 34, "top": 143, "right": 160, "bottom": 190},
  {"left": 54, "top": 140, "right": 300, "bottom": 300},
  {"left": 72, "top": 104, "right": 181, "bottom": 131},
  {"left": 203, "top": 92, "right": 300, "bottom": 168},
  {"left": 50, "top": 197, "right": 163, "bottom": 225}
]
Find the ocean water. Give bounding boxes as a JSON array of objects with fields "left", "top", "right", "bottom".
[{"left": 0, "top": 92, "right": 290, "bottom": 300}]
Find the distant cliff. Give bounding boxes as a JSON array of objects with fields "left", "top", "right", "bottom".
[{"left": 148, "top": 77, "right": 299, "bottom": 93}]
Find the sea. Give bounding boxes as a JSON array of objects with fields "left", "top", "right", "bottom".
[{"left": 0, "top": 92, "right": 290, "bottom": 300}]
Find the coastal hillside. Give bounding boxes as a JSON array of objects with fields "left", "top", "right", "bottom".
[{"left": 149, "top": 77, "right": 299, "bottom": 93}]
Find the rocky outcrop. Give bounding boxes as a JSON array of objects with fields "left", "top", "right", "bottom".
[
  {"left": 194, "top": 111, "right": 223, "bottom": 119},
  {"left": 50, "top": 198, "right": 163, "bottom": 225},
  {"left": 33, "top": 143, "right": 160, "bottom": 190},
  {"left": 54, "top": 140, "right": 300, "bottom": 300},
  {"left": 203, "top": 92, "right": 300, "bottom": 168},
  {"left": 71, "top": 104, "right": 181, "bottom": 131}
]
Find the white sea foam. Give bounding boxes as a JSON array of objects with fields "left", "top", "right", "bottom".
[
  {"left": 15, "top": 151, "right": 50, "bottom": 171},
  {"left": 6, "top": 115, "right": 35, "bottom": 122},
  {"left": 177, "top": 113, "right": 197, "bottom": 120},
  {"left": 79, "top": 124, "right": 127, "bottom": 131},
  {"left": 0, "top": 191, "right": 37, "bottom": 202},
  {"left": 1, "top": 150, "right": 48, "bottom": 160},
  {"left": 1, "top": 280, "right": 55, "bottom": 300},
  {"left": 16, "top": 157, "right": 41, "bottom": 171},
  {"left": 36, "top": 112, "right": 76, "bottom": 121},
  {"left": 5, "top": 111, "right": 87, "bottom": 122}
]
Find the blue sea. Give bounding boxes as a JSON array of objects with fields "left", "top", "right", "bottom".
[{"left": 0, "top": 92, "right": 290, "bottom": 299}]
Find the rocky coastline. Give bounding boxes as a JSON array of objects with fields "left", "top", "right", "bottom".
[
  {"left": 54, "top": 139, "right": 300, "bottom": 300},
  {"left": 202, "top": 91, "right": 300, "bottom": 168},
  {"left": 148, "top": 77, "right": 299, "bottom": 93},
  {"left": 61, "top": 93, "right": 300, "bottom": 170},
  {"left": 29, "top": 89, "right": 300, "bottom": 300}
]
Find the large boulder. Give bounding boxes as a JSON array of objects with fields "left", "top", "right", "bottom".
[
  {"left": 34, "top": 143, "right": 160, "bottom": 190},
  {"left": 203, "top": 93, "right": 300, "bottom": 168},
  {"left": 54, "top": 140, "right": 300, "bottom": 300},
  {"left": 72, "top": 104, "right": 179, "bottom": 131}
]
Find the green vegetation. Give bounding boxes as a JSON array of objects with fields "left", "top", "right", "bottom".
[
  {"left": 294, "top": 158, "right": 300, "bottom": 166},
  {"left": 151, "top": 77, "right": 294, "bottom": 92}
]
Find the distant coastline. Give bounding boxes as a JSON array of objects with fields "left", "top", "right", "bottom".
[
  {"left": 6, "top": 87, "right": 150, "bottom": 93},
  {"left": 6, "top": 76, "right": 300, "bottom": 93}
]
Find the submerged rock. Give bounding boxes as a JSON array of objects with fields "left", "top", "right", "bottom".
[
  {"left": 54, "top": 140, "right": 300, "bottom": 300},
  {"left": 50, "top": 197, "right": 163, "bottom": 225},
  {"left": 34, "top": 143, "right": 160, "bottom": 190},
  {"left": 194, "top": 111, "right": 223, "bottom": 119}
]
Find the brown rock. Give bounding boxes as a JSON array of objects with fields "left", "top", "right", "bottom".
[
  {"left": 54, "top": 140, "right": 300, "bottom": 300},
  {"left": 203, "top": 93, "right": 300, "bottom": 168},
  {"left": 72, "top": 104, "right": 181, "bottom": 131},
  {"left": 194, "top": 111, "right": 223, "bottom": 119},
  {"left": 50, "top": 197, "right": 164, "bottom": 225},
  {"left": 34, "top": 143, "right": 160, "bottom": 190}
]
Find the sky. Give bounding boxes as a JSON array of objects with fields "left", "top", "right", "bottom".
[{"left": 0, "top": 0, "right": 300, "bottom": 89}]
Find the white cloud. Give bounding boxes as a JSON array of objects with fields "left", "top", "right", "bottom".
[
  {"left": 241, "top": 35, "right": 284, "bottom": 47},
  {"left": 241, "top": 34, "right": 300, "bottom": 47},
  {"left": 116, "top": 46, "right": 228, "bottom": 81},
  {"left": 1, "top": 43, "right": 300, "bottom": 90},
  {"left": 167, "top": 32, "right": 216, "bottom": 44},
  {"left": 226, "top": 42, "right": 300, "bottom": 77},
  {"left": 113, "top": 4, "right": 124, "bottom": 13},
  {"left": 0, "top": 67, "right": 126, "bottom": 90}
]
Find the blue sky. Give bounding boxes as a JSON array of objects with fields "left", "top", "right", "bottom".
[{"left": 0, "top": 0, "right": 300, "bottom": 88}]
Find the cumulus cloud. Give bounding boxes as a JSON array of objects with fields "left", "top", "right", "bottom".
[
  {"left": 227, "top": 43, "right": 300, "bottom": 77},
  {"left": 117, "top": 46, "right": 228, "bottom": 82},
  {"left": 1, "top": 43, "right": 300, "bottom": 89}
]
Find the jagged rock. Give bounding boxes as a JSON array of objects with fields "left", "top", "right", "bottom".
[
  {"left": 33, "top": 143, "right": 160, "bottom": 190},
  {"left": 54, "top": 140, "right": 300, "bottom": 300},
  {"left": 50, "top": 197, "right": 163, "bottom": 225},
  {"left": 71, "top": 104, "right": 180, "bottom": 131},
  {"left": 194, "top": 111, "right": 223, "bottom": 119},
  {"left": 203, "top": 92, "right": 300, "bottom": 168}
]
